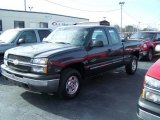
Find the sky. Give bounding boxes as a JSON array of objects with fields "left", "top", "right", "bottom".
[{"left": 0, "top": 0, "right": 160, "bottom": 29}]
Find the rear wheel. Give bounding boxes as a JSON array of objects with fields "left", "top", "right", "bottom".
[
  {"left": 58, "top": 68, "right": 81, "bottom": 99},
  {"left": 125, "top": 56, "right": 138, "bottom": 75}
]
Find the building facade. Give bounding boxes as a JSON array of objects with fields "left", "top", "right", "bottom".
[{"left": 0, "top": 9, "right": 89, "bottom": 34}]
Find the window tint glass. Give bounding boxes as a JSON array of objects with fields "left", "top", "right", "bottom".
[
  {"left": 156, "top": 33, "right": 160, "bottom": 40},
  {"left": 0, "top": 20, "right": 2, "bottom": 31},
  {"left": 92, "top": 29, "right": 108, "bottom": 45},
  {"left": 108, "top": 29, "right": 119, "bottom": 44},
  {"left": 19, "top": 30, "right": 37, "bottom": 43},
  {"left": 38, "top": 30, "right": 51, "bottom": 41}
]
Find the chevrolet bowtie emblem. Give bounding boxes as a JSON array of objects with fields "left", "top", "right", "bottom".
[{"left": 13, "top": 59, "right": 19, "bottom": 65}]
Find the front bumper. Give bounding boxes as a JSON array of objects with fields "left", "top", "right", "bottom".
[
  {"left": 1, "top": 64, "right": 60, "bottom": 93},
  {"left": 142, "top": 51, "right": 148, "bottom": 56},
  {"left": 137, "top": 96, "right": 160, "bottom": 120}
]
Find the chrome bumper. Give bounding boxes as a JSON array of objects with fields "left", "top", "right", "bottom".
[
  {"left": 1, "top": 64, "right": 60, "bottom": 93},
  {"left": 138, "top": 108, "right": 160, "bottom": 120}
]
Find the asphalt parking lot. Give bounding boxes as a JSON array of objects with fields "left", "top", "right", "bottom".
[{"left": 0, "top": 57, "right": 159, "bottom": 120}]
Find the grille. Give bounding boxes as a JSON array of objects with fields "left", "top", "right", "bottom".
[
  {"left": 8, "top": 62, "right": 31, "bottom": 72},
  {"left": 7, "top": 54, "right": 31, "bottom": 72},
  {"left": 8, "top": 54, "right": 31, "bottom": 63},
  {"left": 0, "top": 55, "right": 3, "bottom": 60}
]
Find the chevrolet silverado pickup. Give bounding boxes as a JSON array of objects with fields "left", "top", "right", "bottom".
[
  {"left": 1, "top": 25, "right": 142, "bottom": 99},
  {"left": 129, "top": 31, "right": 160, "bottom": 61},
  {"left": 137, "top": 45, "right": 160, "bottom": 120}
]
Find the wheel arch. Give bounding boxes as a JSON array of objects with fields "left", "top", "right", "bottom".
[{"left": 61, "top": 62, "right": 85, "bottom": 79}]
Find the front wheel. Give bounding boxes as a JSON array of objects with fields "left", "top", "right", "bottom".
[
  {"left": 146, "top": 49, "right": 153, "bottom": 61},
  {"left": 58, "top": 68, "right": 81, "bottom": 99},
  {"left": 125, "top": 56, "right": 138, "bottom": 75}
]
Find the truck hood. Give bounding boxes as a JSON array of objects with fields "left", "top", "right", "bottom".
[
  {"left": 146, "top": 59, "right": 160, "bottom": 80},
  {"left": 6, "top": 43, "right": 83, "bottom": 58},
  {"left": 0, "top": 43, "right": 15, "bottom": 53},
  {"left": 129, "top": 38, "right": 150, "bottom": 43}
]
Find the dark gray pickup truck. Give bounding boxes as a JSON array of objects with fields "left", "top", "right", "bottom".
[{"left": 1, "top": 25, "right": 143, "bottom": 99}]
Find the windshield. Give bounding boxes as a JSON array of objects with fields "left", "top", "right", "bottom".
[
  {"left": 0, "top": 29, "right": 19, "bottom": 43},
  {"left": 130, "top": 32, "right": 155, "bottom": 40},
  {"left": 44, "top": 27, "right": 89, "bottom": 46}
]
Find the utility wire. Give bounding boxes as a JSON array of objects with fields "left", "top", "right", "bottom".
[
  {"left": 123, "top": 9, "right": 139, "bottom": 23},
  {"left": 45, "top": 0, "right": 120, "bottom": 13}
]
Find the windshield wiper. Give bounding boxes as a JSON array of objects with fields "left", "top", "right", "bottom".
[
  {"left": 55, "top": 42, "right": 70, "bottom": 44},
  {"left": 43, "top": 41, "right": 52, "bottom": 43}
]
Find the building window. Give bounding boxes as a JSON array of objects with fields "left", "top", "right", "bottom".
[
  {"left": 39, "top": 22, "right": 48, "bottom": 28},
  {"left": 0, "top": 20, "right": 2, "bottom": 31},
  {"left": 14, "top": 21, "right": 25, "bottom": 28}
]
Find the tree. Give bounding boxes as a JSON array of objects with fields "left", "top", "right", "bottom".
[{"left": 125, "top": 25, "right": 135, "bottom": 32}]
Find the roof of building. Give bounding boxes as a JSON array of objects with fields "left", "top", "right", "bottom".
[{"left": 0, "top": 8, "right": 89, "bottom": 20}]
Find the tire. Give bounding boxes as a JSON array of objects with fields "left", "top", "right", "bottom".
[
  {"left": 58, "top": 68, "right": 81, "bottom": 99},
  {"left": 146, "top": 49, "right": 153, "bottom": 61},
  {"left": 125, "top": 56, "right": 138, "bottom": 75}
]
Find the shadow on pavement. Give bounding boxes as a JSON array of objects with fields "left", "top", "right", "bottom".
[
  {"left": 0, "top": 76, "right": 14, "bottom": 86},
  {"left": 20, "top": 68, "right": 147, "bottom": 120}
]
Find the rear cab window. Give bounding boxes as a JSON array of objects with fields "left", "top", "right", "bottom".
[{"left": 38, "top": 30, "right": 51, "bottom": 41}]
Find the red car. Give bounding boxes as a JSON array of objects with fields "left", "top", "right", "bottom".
[
  {"left": 137, "top": 45, "right": 160, "bottom": 119},
  {"left": 130, "top": 31, "right": 160, "bottom": 61}
]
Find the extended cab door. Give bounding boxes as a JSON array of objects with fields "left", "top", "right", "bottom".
[
  {"left": 86, "top": 28, "right": 113, "bottom": 74},
  {"left": 106, "top": 28, "right": 124, "bottom": 67}
]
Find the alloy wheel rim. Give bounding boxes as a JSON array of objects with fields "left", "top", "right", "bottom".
[
  {"left": 132, "top": 59, "right": 137, "bottom": 71},
  {"left": 66, "top": 75, "right": 79, "bottom": 95}
]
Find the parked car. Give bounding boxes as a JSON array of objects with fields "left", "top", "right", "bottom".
[
  {"left": 0, "top": 28, "right": 52, "bottom": 65},
  {"left": 137, "top": 44, "right": 160, "bottom": 120},
  {"left": 129, "top": 31, "right": 160, "bottom": 61},
  {"left": 1, "top": 25, "right": 142, "bottom": 99}
]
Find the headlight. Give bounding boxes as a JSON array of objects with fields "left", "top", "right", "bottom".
[
  {"left": 143, "top": 44, "right": 148, "bottom": 49},
  {"left": 145, "top": 76, "right": 160, "bottom": 89},
  {"left": 31, "top": 58, "right": 48, "bottom": 73},
  {"left": 32, "top": 58, "right": 48, "bottom": 65},
  {"left": 144, "top": 90, "right": 160, "bottom": 104},
  {"left": 142, "top": 75, "right": 160, "bottom": 104}
]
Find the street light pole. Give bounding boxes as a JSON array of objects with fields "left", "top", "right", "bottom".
[
  {"left": 24, "top": 0, "right": 26, "bottom": 11},
  {"left": 119, "top": 2, "right": 125, "bottom": 33}
]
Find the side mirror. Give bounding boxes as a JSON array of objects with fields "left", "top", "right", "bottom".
[
  {"left": 91, "top": 41, "right": 104, "bottom": 48},
  {"left": 17, "top": 38, "right": 25, "bottom": 45},
  {"left": 121, "top": 38, "right": 126, "bottom": 42},
  {"left": 155, "top": 45, "right": 160, "bottom": 52}
]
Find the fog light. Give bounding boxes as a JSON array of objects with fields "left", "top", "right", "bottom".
[
  {"left": 32, "top": 66, "right": 47, "bottom": 73},
  {"left": 145, "top": 91, "right": 160, "bottom": 104}
]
